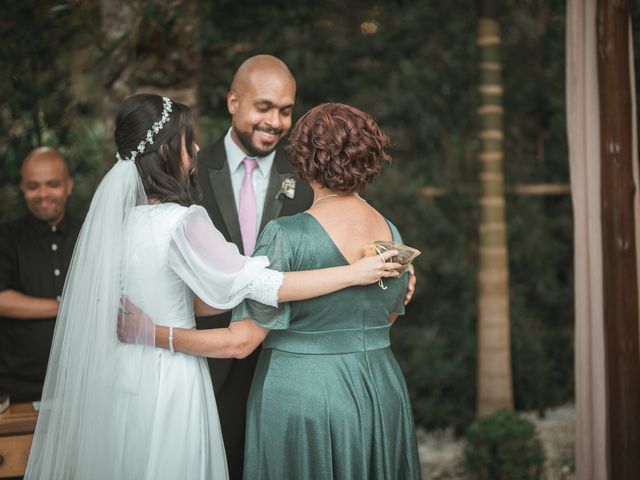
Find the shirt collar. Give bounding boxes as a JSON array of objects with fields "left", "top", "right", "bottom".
[
  {"left": 26, "top": 211, "right": 71, "bottom": 234},
  {"left": 55, "top": 212, "right": 71, "bottom": 234},
  {"left": 224, "top": 128, "right": 275, "bottom": 178}
]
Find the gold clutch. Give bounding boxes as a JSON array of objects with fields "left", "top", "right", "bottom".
[{"left": 362, "top": 240, "right": 421, "bottom": 273}]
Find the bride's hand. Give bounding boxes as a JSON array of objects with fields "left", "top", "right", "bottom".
[
  {"left": 349, "top": 249, "right": 402, "bottom": 286},
  {"left": 117, "top": 298, "right": 155, "bottom": 346}
]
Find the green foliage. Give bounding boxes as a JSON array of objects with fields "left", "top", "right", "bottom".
[
  {"left": 508, "top": 195, "right": 574, "bottom": 411},
  {"left": 199, "top": 0, "right": 572, "bottom": 430},
  {"left": 2, "top": 0, "right": 573, "bottom": 432},
  {"left": 464, "top": 410, "right": 545, "bottom": 480},
  {"left": 502, "top": 0, "right": 568, "bottom": 183},
  {"left": 500, "top": 1, "right": 573, "bottom": 416},
  {"left": 0, "top": 0, "right": 104, "bottom": 219},
  {"left": 370, "top": 169, "right": 478, "bottom": 432}
]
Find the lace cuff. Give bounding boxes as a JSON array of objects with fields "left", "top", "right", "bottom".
[{"left": 247, "top": 268, "right": 283, "bottom": 307}]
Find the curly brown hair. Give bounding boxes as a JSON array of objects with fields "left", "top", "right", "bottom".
[{"left": 287, "top": 103, "right": 391, "bottom": 193}]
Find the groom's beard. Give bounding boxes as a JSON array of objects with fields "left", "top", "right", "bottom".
[{"left": 234, "top": 125, "right": 284, "bottom": 158}]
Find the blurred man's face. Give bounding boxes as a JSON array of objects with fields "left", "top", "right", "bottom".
[
  {"left": 228, "top": 72, "right": 296, "bottom": 157},
  {"left": 20, "top": 155, "right": 73, "bottom": 225}
]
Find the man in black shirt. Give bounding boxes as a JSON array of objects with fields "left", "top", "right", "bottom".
[{"left": 0, "top": 147, "right": 82, "bottom": 402}]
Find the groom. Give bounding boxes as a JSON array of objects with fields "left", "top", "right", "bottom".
[
  {"left": 195, "top": 55, "right": 312, "bottom": 479},
  {"left": 197, "top": 55, "right": 417, "bottom": 479}
]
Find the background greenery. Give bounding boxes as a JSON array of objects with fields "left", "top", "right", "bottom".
[{"left": 0, "top": 0, "right": 573, "bottom": 432}]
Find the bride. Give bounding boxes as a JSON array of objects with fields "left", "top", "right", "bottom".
[{"left": 24, "top": 94, "right": 400, "bottom": 479}]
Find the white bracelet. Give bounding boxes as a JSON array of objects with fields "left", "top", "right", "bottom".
[{"left": 168, "top": 326, "right": 175, "bottom": 355}]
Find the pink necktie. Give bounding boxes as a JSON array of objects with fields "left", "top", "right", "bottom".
[{"left": 239, "top": 158, "right": 258, "bottom": 255}]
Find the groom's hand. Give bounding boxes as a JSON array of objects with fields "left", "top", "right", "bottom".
[
  {"left": 404, "top": 265, "right": 416, "bottom": 305},
  {"left": 117, "top": 298, "right": 155, "bottom": 345}
]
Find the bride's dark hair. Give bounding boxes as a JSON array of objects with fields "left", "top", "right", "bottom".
[{"left": 114, "top": 93, "right": 201, "bottom": 206}]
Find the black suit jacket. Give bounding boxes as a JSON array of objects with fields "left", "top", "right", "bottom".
[{"left": 195, "top": 136, "right": 313, "bottom": 392}]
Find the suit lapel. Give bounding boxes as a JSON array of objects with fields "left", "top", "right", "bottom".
[
  {"left": 207, "top": 159, "right": 244, "bottom": 251},
  {"left": 260, "top": 170, "right": 287, "bottom": 233},
  {"left": 202, "top": 139, "right": 300, "bottom": 241},
  {"left": 259, "top": 149, "right": 292, "bottom": 232}
]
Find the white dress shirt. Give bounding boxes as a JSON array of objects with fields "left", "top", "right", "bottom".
[{"left": 224, "top": 128, "right": 276, "bottom": 230}]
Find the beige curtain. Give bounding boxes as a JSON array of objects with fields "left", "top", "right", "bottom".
[{"left": 566, "top": 1, "right": 608, "bottom": 479}]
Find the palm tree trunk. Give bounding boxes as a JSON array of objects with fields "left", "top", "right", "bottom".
[{"left": 476, "top": 0, "right": 513, "bottom": 417}]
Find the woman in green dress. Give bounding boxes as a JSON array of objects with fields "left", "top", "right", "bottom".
[
  {"left": 234, "top": 103, "right": 420, "bottom": 479},
  {"left": 122, "top": 103, "right": 421, "bottom": 479}
]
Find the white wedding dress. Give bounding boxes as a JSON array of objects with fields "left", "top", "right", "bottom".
[
  {"left": 26, "top": 192, "right": 281, "bottom": 480},
  {"left": 110, "top": 202, "right": 280, "bottom": 480}
]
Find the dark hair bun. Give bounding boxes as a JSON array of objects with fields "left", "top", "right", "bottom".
[{"left": 114, "top": 93, "right": 201, "bottom": 206}]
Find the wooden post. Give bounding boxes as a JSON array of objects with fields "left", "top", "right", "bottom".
[{"left": 596, "top": 0, "right": 640, "bottom": 477}]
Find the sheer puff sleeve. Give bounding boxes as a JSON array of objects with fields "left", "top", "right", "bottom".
[
  {"left": 231, "top": 219, "right": 293, "bottom": 330},
  {"left": 168, "top": 205, "right": 283, "bottom": 309}
]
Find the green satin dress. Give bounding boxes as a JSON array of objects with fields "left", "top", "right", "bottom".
[{"left": 232, "top": 213, "right": 421, "bottom": 480}]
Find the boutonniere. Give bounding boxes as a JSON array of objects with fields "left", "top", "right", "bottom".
[{"left": 276, "top": 177, "right": 296, "bottom": 199}]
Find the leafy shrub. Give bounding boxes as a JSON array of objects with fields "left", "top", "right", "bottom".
[{"left": 464, "top": 410, "right": 545, "bottom": 480}]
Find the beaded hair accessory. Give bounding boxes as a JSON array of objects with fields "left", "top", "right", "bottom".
[{"left": 116, "top": 96, "right": 173, "bottom": 162}]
